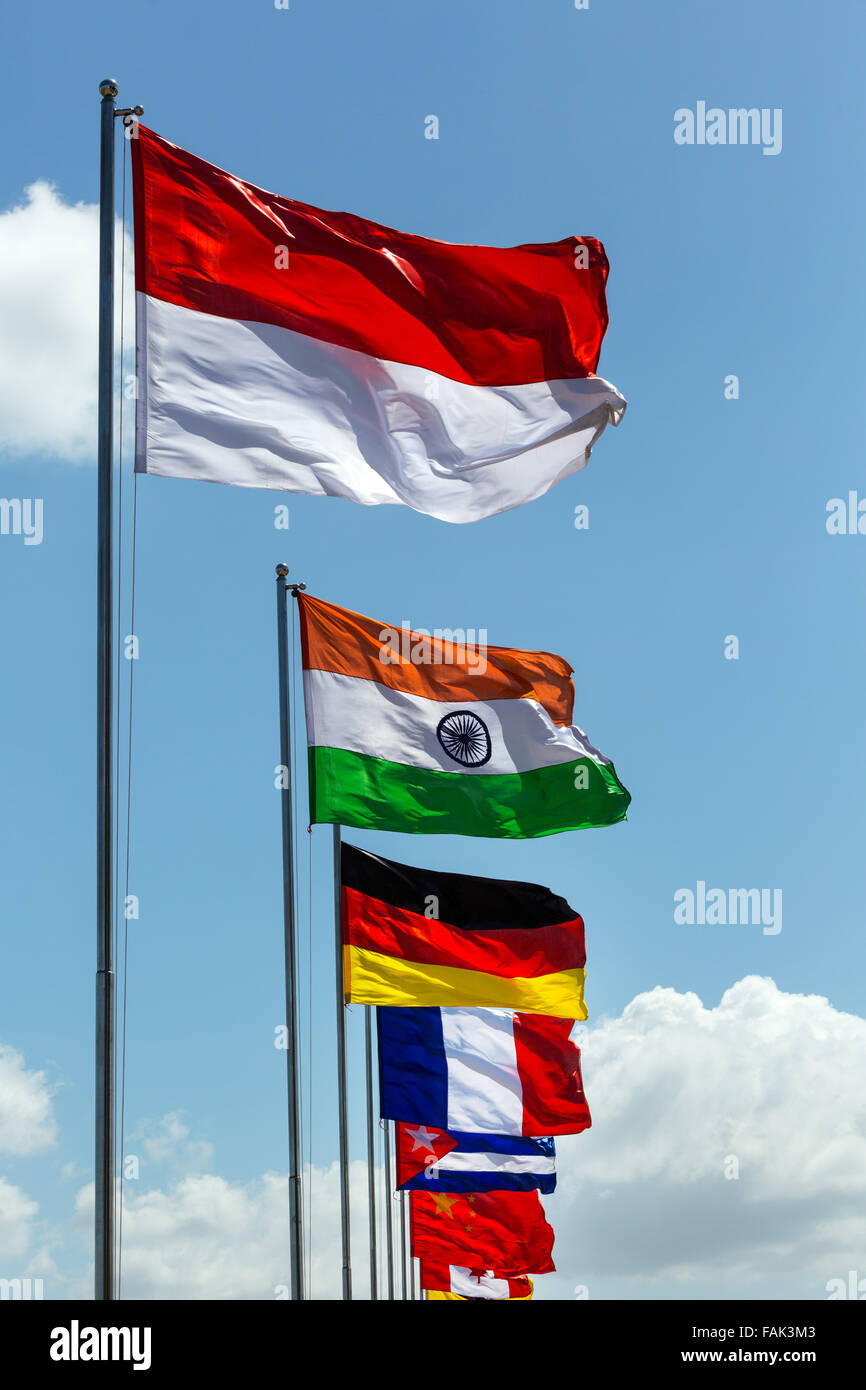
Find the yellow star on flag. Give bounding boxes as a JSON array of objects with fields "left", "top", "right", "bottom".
[
  {"left": 431, "top": 1193, "right": 457, "bottom": 1219},
  {"left": 462, "top": 1194, "right": 476, "bottom": 1232}
]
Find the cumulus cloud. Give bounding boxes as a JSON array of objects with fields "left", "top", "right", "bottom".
[
  {"left": 0, "top": 1179, "right": 39, "bottom": 1262},
  {"left": 132, "top": 1111, "right": 215, "bottom": 1175},
  {"left": 0, "top": 1045, "right": 56, "bottom": 1276},
  {"left": 6, "top": 978, "right": 865, "bottom": 1298},
  {"left": 0, "top": 182, "right": 131, "bottom": 463},
  {"left": 0, "top": 1043, "right": 57, "bottom": 1156},
  {"left": 74, "top": 1161, "right": 374, "bottom": 1300},
  {"left": 551, "top": 975, "right": 866, "bottom": 1293},
  {"left": 65, "top": 978, "right": 865, "bottom": 1301}
]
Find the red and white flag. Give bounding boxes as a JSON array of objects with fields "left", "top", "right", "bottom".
[
  {"left": 132, "top": 127, "right": 625, "bottom": 524},
  {"left": 421, "top": 1262, "right": 534, "bottom": 1300}
]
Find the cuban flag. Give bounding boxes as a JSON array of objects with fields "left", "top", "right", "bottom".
[
  {"left": 396, "top": 1121, "right": 555, "bottom": 1194},
  {"left": 378, "top": 1006, "right": 591, "bottom": 1136}
]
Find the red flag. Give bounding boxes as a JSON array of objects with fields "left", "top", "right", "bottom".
[{"left": 410, "top": 1189, "right": 555, "bottom": 1275}]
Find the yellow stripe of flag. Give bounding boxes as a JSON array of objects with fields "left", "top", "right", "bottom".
[{"left": 344, "top": 944, "right": 586, "bottom": 1020}]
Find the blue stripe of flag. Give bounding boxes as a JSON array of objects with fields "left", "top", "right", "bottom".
[
  {"left": 377, "top": 1006, "right": 448, "bottom": 1126},
  {"left": 406, "top": 1170, "right": 555, "bottom": 1194},
  {"left": 446, "top": 1132, "right": 555, "bottom": 1158}
]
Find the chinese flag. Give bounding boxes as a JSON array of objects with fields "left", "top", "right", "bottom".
[{"left": 410, "top": 1189, "right": 555, "bottom": 1275}]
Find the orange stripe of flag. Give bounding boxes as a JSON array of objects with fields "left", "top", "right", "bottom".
[{"left": 297, "top": 593, "right": 575, "bottom": 725}]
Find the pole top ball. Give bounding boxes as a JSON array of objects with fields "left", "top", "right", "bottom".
[
  {"left": 99, "top": 79, "right": 119, "bottom": 98},
  {"left": 275, "top": 563, "right": 290, "bottom": 578}
]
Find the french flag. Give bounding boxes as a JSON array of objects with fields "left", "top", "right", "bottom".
[
  {"left": 396, "top": 1121, "right": 556, "bottom": 1194},
  {"left": 378, "top": 1006, "right": 591, "bottom": 1136},
  {"left": 132, "top": 126, "right": 625, "bottom": 525}
]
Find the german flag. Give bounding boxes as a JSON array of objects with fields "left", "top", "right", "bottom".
[{"left": 341, "top": 844, "right": 586, "bottom": 1019}]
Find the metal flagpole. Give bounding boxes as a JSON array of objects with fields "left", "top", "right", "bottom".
[
  {"left": 333, "top": 825, "right": 352, "bottom": 1299},
  {"left": 383, "top": 1119, "right": 395, "bottom": 1299},
  {"left": 95, "top": 73, "right": 142, "bottom": 1306},
  {"left": 275, "top": 565, "right": 304, "bottom": 1299},
  {"left": 365, "top": 1009, "right": 378, "bottom": 1299},
  {"left": 399, "top": 1191, "right": 408, "bottom": 1300},
  {"left": 95, "top": 76, "right": 118, "bottom": 1303}
]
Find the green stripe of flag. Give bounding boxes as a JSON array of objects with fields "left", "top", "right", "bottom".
[{"left": 309, "top": 746, "right": 630, "bottom": 839}]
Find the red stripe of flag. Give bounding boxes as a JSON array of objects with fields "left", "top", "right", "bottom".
[
  {"left": 343, "top": 885, "right": 585, "bottom": 979},
  {"left": 514, "top": 1013, "right": 592, "bottom": 1135},
  {"left": 132, "top": 125, "right": 611, "bottom": 388}
]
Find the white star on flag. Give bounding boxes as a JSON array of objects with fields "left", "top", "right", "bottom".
[{"left": 406, "top": 1125, "right": 441, "bottom": 1154}]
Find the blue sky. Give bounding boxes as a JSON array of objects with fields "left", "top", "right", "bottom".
[{"left": 1, "top": 0, "right": 865, "bottom": 1300}]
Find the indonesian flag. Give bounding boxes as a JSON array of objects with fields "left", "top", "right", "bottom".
[
  {"left": 422, "top": 1264, "right": 534, "bottom": 1301},
  {"left": 410, "top": 1189, "right": 555, "bottom": 1275},
  {"left": 299, "top": 592, "right": 631, "bottom": 840},
  {"left": 381, "top": 1008, "right": 591, "bottom": 1135},
  {"left": 343, "top": 843, "right": 587, "bottom": 1019},
  {"left": 131, "top": 126, "right": 625, "bottom": 524}
]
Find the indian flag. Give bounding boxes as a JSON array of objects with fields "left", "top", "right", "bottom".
[
  {"left": 298, "top": 593, "right": 630, "bottom": 838},
  {"left": 131, "top": 126, "right": 625, "bottom": 524}
]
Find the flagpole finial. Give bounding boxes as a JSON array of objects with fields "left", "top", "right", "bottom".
[
  {"left": 99, "top": 78, "right": 119, "bottom": 98},
  {"left": 276, "top": 563, "right": 289, "bottom": 579}
]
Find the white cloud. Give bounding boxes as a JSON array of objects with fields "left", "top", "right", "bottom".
[
  {"left": 0, "top": 1043, "right": 57, "bottom": 1156},
  {"left": 0, "top": 182, "right": 131, "bottom": 464},
  {"left": 74, "top": 1161, "right": 375, "bottom": 1300},
  {"left": 0, "top": 1178, "right": 38, "bottom": 1262},
  {"left": 132, "top": 1111, "right": 215, "bottom": 1174},
  {"left": 79, "top": 978, "right": 866, "bottom": 1301},
  {"left": 550, "top": 975, "right": 866, "bottom": 1294},
  {"left": 7, "top": 977, "right": 866, "bottom": 1299},
  {"left": 0, "top": 1045, "right": 55, "bottom": 1276}
]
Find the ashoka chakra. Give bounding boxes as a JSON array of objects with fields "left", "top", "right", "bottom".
[{"left": 436, "top": 710, "right": 492, "bottom": 768}]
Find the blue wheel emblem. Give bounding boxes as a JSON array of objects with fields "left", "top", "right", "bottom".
[{"left": 436, "top": 710, "right": 492, "bottom": 767}]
